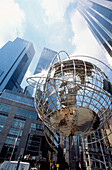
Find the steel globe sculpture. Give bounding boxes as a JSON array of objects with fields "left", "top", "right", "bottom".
[{"left": 27, "top": 51, "right": 112, "bottom": 147}]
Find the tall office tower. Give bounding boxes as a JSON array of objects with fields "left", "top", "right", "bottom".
[
  {"left": 0, "top": 38, "right": 35, "bottom": 93},
  {"left": 76, "top": 2, "right": 112, "bottom": 167},
  {"left": 26, "top": 47, "right": 57, "bottom": 96},
  {"left": 77, "top": 0, "right": 112, "bottom": 57},
  {"left": 34, "top": 47, "right": 57, "bottom": 74}
]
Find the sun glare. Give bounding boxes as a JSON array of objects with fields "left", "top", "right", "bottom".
[{"left": 41, "top": 69, "right": 48, "bottom": 76}]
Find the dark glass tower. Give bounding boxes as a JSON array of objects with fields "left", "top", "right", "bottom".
[
  {"left": 0, "top": 38, "right": 35, "bottom": 93},
  {"left": 77, "top": 0, "right": 112, "bottom": 57}
]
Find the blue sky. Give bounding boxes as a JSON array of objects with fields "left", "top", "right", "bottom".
[{"left": 0, "top": 0, "right": 112, "bottom": 88}]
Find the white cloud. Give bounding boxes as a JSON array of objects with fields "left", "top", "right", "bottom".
[
  {"left": 0, "top": 0, "right": 25, "bottom": 47},
  {"left": 41, "top": 0, "right": 75, "bottom": 22}
]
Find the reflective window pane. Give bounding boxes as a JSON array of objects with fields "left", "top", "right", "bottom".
[
  {"left": 12, "top": 118, "right": 25, "bottom": 128},
  {"left": 30, "top": 123, "right": 43, "bottom": 131},
  {"left": 0, "top": 103, "right": 12, "bottom": 113},
  {"left": 8, "top": 128, "right": 23, "bottom": 137},
  {"left": 0, "top": 114, "right": 8, "bottom": 132},
  {"left": 0, "top": 114, "right": 7, "bottom": 124},
  {"left": 5, "top": 136, "right": 20, "bottom": 146},
  {"left": 16, "top": 108, "right": 37, "bottom": 120}
]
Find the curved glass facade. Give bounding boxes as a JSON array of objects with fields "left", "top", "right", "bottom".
[{"left": 77, "top": 0, "right": 112, "bottom": 57}]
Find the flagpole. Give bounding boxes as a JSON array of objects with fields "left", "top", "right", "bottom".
[{"left": 10, "top": 123, "right": 22, "bottom": 161}]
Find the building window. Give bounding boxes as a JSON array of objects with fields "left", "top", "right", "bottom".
[
  {"left": 0, "top": 114, "right": 7, "bottom": 124},
  {"left": 12, "top": 118, "right": 25, "bottom": 128},
  {"left": 25, "top": 134, "right": 42, "bottom": 156},
  {"left": 2, "top": 91, "right": 34, "bottom": 107},
  {"left": 0, "top": 114, "right": 8, "bottom": 132},
  {"left": 92, "top": 2, "right": 112, "bottom": 20},
  {"left": 0, "top": 125, "right": 4, "bottom": 132},
  {"left": 30, "top": 123, "right": 43, "bottom": 131},
  {"left": 5, "top": 136, "right": 20, "bottom": 146},
  {"left": 8, "top": 128, "right": 23, "bottom": 137},
  {"left": 5, "top": 54, "right": 28, "bottom": 90},
  {"left": 4, "top": 118, "right": 24, "bottom": 148},
  {"left": 0, "top": 103, "right": 11, "bottom": 113},
  {"left": 16, "top": 108, "right": 37, "bottom": 120}
]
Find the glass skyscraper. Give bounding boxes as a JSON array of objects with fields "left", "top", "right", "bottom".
[
  {"left": 0, "top": 42, "right": 58, "bottom": 167},
  {"left": 76, "top": 2, "right": 112, "bottom": 168},
  {"left": 0, "top": 38, "right": 35, "bottom": 93},
  {"left": 26, "top": 47, "right": 57, "bottom": 96},
  {"left": 34, "top": 47, "right": 57, "bottom": 74},
  {"left": 77, "top": 0, "right": 112, "bottom": 57}
]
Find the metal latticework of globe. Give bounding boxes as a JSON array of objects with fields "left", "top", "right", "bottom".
[{"left": 27, "top": 52, "right": 112, "bottom": 141}]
